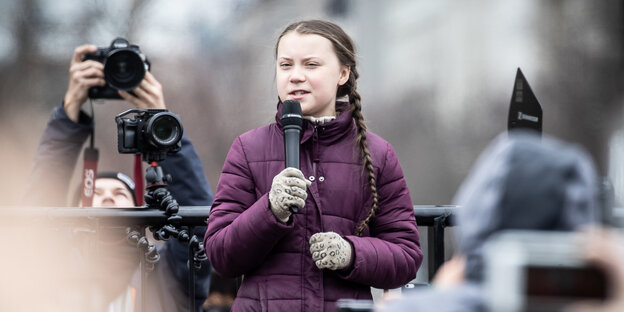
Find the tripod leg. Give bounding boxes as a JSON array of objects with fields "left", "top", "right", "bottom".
[
  {"left": 140, "top": 228, "right": 147, "bottom": 312},
  {"left": 188, "top": 226, "right": 196, "bottom": 312}
]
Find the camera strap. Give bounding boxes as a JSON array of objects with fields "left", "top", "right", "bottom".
[
  {"left": 80, "top": 101, "right": 99, "bottom": 207},
  {"left": 133, "top": 154, "right": 144, "bottom": 206},
  {"left": 80, "top": 146, "right": 99, "bottom": 207}
]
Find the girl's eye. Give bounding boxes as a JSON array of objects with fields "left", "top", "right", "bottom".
[
  {"left": 307, "top": 63, "right": 318, "bottom": 67},
  {"left": 280, "top": 63, "right": 291, "bottom": 68}
]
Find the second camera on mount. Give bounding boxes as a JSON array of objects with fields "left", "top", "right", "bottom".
[
  {"left": 116, "top": 109, "right": 183, "bottom": 162},
  {"left": 83, "top": 37, "right": 150, "bottom": 99}
]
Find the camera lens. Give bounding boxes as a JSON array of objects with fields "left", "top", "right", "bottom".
[
  {"left": 104, "top": 49, "right": 146, "bottom": 91},
  {"left": 146, "top": 113, "right": 183, "bottom": 148}
]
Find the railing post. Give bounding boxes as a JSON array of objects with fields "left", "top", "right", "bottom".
[{"left": 432, "top": 213, "right": 450, "bottom": 277}]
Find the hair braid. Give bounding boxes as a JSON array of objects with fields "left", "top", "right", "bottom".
[{"left": 349, "top": 84, "right": 379, "bottom": 236}]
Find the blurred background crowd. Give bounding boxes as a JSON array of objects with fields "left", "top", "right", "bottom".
[{"left": 1, "top": 0, "right": 622, "bottom": 208}]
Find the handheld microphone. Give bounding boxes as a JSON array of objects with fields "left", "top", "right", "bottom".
[{"left": 281, "top": 100, "right": 303, "bottom": 213}]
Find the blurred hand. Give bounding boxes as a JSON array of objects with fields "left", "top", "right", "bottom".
[
  {"left": 563, "top": 227, "right": 624, "bottom": 312},
  {"left": 268, "top": 167, "right": 310, "bottom": 223},
  {"left": 432, "top": 255, "right": 466, "bottom": 290},
  {"left": 63, "top": 44, "right": 105, "bottom": 122},
  {"left": 119, "top": 71, "right": 166, "bottom": 110},
  {"left": 310, "top": 232, "right": 352, "bottom": 270}
]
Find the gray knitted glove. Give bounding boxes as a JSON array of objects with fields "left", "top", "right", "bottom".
[
  {"left": 310, "top": 232, "right": 352, "bottom": 270},
  {"left": 269, "top": 167, "right": 311, "bottom": 223}
]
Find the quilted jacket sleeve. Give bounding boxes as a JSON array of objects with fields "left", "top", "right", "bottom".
[
  {"left": 340, "top": 142, "right": 423, "bottom": 289},
  {"left": 24, "top": 104, "right": 92, "bottom": 206},
  {"left": 204, "top": 136, "right": 294, "bottom": 278}
]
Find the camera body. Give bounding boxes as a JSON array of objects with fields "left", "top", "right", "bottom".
[
  {"left": 116, "top": 109, "right": 183, "bottom": 162},
  {"left": 83, "top": 38, "right": 150, "bottom": 99},
  {"left": 484, "top": 230, "right": 610, "bottom": 312}
]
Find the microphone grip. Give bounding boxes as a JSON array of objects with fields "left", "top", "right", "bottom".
[
  {"left": 284, "top": 128, "right": 300, "bottom": 213},
  {"left": 284, "top": 129, "right": 300, "bottom": 168}
]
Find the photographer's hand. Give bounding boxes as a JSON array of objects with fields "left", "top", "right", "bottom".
[
  {"left": 63, "top": 44, "right": 105, "bottom": 122},
  {"left": 432, "top": 255, "right": 466, "bottom": 290},
  {"left": 563, "top": 227, "right": 624, "bottom": 312},
  {"left": 119, "top": 72, "right": 166, "bottom": 109}
]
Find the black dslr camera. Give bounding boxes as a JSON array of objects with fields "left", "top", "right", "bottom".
[
  {"left": 83, "top": 38, "right": 150, "bottom": 99},
  {"left": 116, "top": 109, "right": 183, "bottom": 162}
]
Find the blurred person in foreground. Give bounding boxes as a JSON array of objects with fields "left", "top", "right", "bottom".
[
  {"left": 563, "top": 227, "right": 624, "bottom": 312},
  {"left": 379, "top": 130, "right": 601, "bottom": 312},
  {"left": 24, "top": 44, "right": 213, "bottom": 312}
]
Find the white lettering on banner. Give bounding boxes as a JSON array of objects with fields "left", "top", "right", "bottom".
[
  {"left": 518, "top": 112, "right": 539, "bottom": 123},
  {"left": 84, "top": 169, "right": 94, "bottom": 197}
]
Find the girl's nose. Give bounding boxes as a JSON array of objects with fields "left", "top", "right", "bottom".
[{"left": 289, "top": 66, "right": 306, "bottom": 83}]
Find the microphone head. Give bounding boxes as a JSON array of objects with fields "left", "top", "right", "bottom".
[{"left": 282, "top": 100, "right": 302, "bottom": 128}]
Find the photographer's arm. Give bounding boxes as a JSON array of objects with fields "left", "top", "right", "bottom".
[
  {"left": 24, "top": 104, "right": 93, "bottom": 206},
  {"left": 25, "top": 45, "right": 106, "bottom": 206},
  {"left": 161, "top": 135, "right": 213, "bottom": 207}
]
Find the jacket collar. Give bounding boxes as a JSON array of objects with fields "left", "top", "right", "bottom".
[{"left": 275, "top": 101, "right": 355, "bottom": 145}]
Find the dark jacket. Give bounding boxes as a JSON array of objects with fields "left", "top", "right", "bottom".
[
  {"left": 381, "top": 131, "right": 600, "bottom": 312},
  {"left": 25, "top": 104, "right": 214, "bottom": 311},
  {"left": 205, "top": 103, "right": 423, "bottom": 312}
]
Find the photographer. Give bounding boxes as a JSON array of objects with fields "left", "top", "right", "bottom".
[{"left": 25, "top": 44, "right": 213, "bottom": 312}]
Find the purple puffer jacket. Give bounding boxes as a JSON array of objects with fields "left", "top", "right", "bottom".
[{"left": 205, "top": 104, "right": 423, "bottom": 312}]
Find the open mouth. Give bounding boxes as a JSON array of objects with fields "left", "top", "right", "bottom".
[{"left": 289, "top": 90, "right": 310, "bottom": 96}]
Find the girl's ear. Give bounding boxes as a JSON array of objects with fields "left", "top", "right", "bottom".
[{"left": 338, "top": 66, "right": 350, "bottom": 86}]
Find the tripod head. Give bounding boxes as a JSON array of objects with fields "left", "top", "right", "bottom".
[{"left": 144, "top": 161, "right": 180, "bottom": 220}]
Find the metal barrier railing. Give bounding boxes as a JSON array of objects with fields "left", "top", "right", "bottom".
[
  {"left": 0, "top": 205, "right": 458, "bottom": 310},
  {"left": 411, "top": 205, "right": 457, "bottom": 277}
]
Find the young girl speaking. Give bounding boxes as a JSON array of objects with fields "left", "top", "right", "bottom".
[{"left": 205, "top": 20, "right": 423, "bottom": 311}]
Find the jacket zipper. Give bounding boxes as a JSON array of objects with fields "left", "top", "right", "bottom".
[
  {"left": 312, "top": 125, "right": 325, "bottom": 311},
  {"left": 312, "top": 125, "right": 322, "bottom": 231}
]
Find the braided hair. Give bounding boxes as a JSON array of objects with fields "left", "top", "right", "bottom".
[{"left": 276, "top": 20, "right": 378, "bottom": 236}]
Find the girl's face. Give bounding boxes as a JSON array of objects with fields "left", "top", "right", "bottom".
[{"left": 276, "top": 32, "right": 350, "bottom": 117}]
